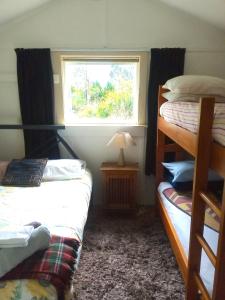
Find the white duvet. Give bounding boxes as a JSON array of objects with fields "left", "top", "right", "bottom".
[{"left": 0, "top": 170, "right": 92, "bottom": 242}]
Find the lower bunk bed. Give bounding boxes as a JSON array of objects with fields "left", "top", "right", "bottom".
[
  {"left": 0, "top": 159, "right": 92, "bottom": 300},
  {"left": 158, "top": 182, "right": 219, "bottom": 296}
]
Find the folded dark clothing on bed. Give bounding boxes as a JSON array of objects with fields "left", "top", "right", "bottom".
[{"left": 1, "top": 235, "right": 80, "bottom": 300}]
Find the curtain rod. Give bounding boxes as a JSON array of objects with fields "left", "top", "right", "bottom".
[
  {"left": 0, "top": 124, "right": 65, "bottom": 130},
  {"left": 51, "top": 48, "right": 225, "bottom": 54}
]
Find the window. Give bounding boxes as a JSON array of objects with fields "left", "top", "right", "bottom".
[{"left": 53, "top": 52, "right": 149, "bottom": 125}]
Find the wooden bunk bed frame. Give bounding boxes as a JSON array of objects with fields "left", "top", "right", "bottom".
[{"left": 156, "top": 85, "right": 225, "bottom": 300}]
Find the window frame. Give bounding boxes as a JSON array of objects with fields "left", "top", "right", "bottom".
[{"left": 52, "top": 51, "right": 149, "bottom": 126}]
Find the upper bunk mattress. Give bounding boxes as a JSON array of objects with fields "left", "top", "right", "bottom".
[{"left": 160, "top": 101, "right": 225, "bottom": 146}]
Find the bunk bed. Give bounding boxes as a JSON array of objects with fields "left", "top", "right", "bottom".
[{"left": 156, "top": 84, "right": 225, "bottom": 300}]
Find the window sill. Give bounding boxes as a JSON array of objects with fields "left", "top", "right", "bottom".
[{"left": 59, "top": 124, "right": 146, "bottom": 137}]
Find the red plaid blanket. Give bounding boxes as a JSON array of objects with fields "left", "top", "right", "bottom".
[{"left": 1, "top": 235, "right": 80, "bottom": 300}]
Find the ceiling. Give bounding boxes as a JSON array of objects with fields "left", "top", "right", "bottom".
[
  {"left": 0, "top": 0, "right": 52, "bottom": 25},
  {"left": 0, "top": 0, "right": 224, "bottom": 32},
  {"left": 158, "top": 0, "right": 225, "bottom": 32}
]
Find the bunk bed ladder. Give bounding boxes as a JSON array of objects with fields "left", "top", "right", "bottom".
[
  {"left": 211, "top": 189, "right": 225, "bottom": 300},
  {"left": 186, "top": 98, "right": 225, "bottom": 300}
]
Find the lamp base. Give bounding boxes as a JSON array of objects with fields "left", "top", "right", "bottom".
[{"left": 118, "top": 148, "right": 125, "bottom": 166}]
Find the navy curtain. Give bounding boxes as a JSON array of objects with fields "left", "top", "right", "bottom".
[
  {"left": 145, "top": 48, "right": 185, "bottom": 175},
  {"left": 15, "top": 48, "right": 60, "bottom": 159}
]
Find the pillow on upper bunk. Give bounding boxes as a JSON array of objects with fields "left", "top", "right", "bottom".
[
  {"left": 162, "top": 160, "right": 223, "bottom": 184},
  {"left": 2, "top": 159, "right": 48, "bottom": 187},
  {"left": 42, "top": 159, "right": 86, "bottom": 181},
  {"left": 163, "top": 75, "right": 225, "bottom": 97},
  {"left": 162, "top": 91, "right": 225, "bottom": 103}
]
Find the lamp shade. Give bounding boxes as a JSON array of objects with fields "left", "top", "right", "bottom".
[
  {"left": 107, "top": 131, "right": 136, "bottom": 149},
  {"left": 107, "top": 131, "right": 136, "bottom": 166}
]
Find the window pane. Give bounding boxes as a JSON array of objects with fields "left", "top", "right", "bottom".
[{"left": 63, "top": 60, "right": 138, "bottom": 124}]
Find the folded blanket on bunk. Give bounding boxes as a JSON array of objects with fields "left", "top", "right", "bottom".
[
  {"left": 0, "top": 225, "right": 34, "bottom": 248},
  {"left": 1, "top": 235, "right": 80, "bottom": 300},
  {"left": 163, "top": 187, "right": 220, "bottom": 232},
  {"left": 0, "top": 225, "right": 50, "bottom": 277}
]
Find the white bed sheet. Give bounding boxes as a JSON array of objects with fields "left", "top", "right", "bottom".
[
  {"left": 158, "top": 182, "right": 218, "bottom": 295},
  {"left": 0, "top": 170, "right": 92, "bottom": 300},
  {"left": 0, "top": 169, "right": 92, "bottom": 242}
]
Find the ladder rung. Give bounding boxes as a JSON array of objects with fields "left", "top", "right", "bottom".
[
  {"left": 194, "top": 272, "right": 211, "bottom": 300},
  {"left": 199, "top": 191, "right": 221, "bottom": 218},
  {"left": 195, "top": 233, "right": 216, "bottom": 267}
]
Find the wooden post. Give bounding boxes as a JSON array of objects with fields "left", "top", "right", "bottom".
[
  {"left": 156, "top": 86, "right": 167, "bottom": 185},
  {"left": 186, "top": 97, "right": 215, "bottom": 300}
]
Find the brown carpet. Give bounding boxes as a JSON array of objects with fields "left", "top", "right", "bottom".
[{"left": 73, "top": 211, "right": 185, "bottom": 300}]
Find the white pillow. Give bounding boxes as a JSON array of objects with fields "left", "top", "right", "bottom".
[
  {"left": 0, "top": 161, "right": 9, "bottom": 182},
  {"left": 162, "top": 91, "right": 225, "bottom": 103},
  {"left": 163, "top": 75, "right": 225, "bottom": 97},
  {"left": 42, "top": 159, "right": 86, "bottom": 181}
]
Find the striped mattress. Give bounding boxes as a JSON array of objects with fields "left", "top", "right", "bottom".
[{"left": 160, "top": 101, "right": 225, "bottom": 146}]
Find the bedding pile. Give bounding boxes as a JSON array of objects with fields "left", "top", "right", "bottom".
[
  {"left": 161, "top": 158, "right": 223, "bottom": 234},
  {"left": 1, "top": 158, "right": 86, "bottom": 186},
  {"left": 1, "top": 235, "right": 80, "bottom": 300},
  {"left": 161, "top": 75, "right": 225, "bottom": 146},
  {"left": 162, "top": 160, "right": 224, "bottom": 198},
  {"left": 0, "top": 225, "right": 34, "bottom": 248},
  {"left": 162, "top": 75, "right": 225, "bottom": 102},
  {"left": 0, "top": 225, "right": 50, "bottom": 278}
]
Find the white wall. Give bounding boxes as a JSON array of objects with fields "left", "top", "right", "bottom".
[{"left": 0, "top": 0, "right": 225, "bottom": 206}]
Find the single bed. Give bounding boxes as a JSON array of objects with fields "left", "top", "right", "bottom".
[{"left": 0, "top": 160, "right": 92, "bottom": 300}]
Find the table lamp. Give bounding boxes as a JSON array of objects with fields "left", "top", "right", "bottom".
[{"left": 107, "top": 131, "right": 136, "bottom": 166}]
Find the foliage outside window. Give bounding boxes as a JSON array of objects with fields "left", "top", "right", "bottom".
[{"left": 63, "top": 59, "right": 139, "bottom": 124}]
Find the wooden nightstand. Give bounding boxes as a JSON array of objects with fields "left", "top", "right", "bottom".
[{"left": 100, "top": 162, "right": 139, "bottom": 211}]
